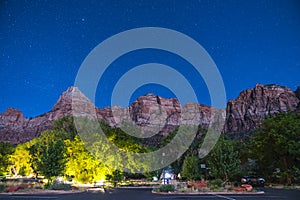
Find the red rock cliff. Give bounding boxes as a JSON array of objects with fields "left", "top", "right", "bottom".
[
  {"left": 224, "top": 84, "right": 300, "bottom": 133},
  {"left": 0, "top": 84, "right": 299, "bottom": 144}
]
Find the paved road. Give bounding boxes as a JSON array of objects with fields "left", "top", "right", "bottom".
[{"left": 0, "top": 188, "right": 299, "bottom": 200}]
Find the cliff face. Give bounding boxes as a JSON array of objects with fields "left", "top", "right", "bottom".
[
  {"left": 97, "top": 94, "right": 215, "bottom": 137},
  {"left": 0, "top": 86, "right": 95, "bottom": 144},
  {"left": 0, "top": 108, "right": 53, "bottom": 144},
  {"left": 224, "top": 84, "right": 300, "bottom": 133},
  {"left": 0, "top": 84, "right": 299, "bottom": 144},
  {"left": 0, "top": 87, "right": 215, "bottom": 144}
]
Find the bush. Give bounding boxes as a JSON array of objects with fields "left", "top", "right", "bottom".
[
  {"left": 45, "top": 180, "right": 71, "bottom": 190},
  {"left": 156, "top": 184, "right": 175, "bottom": 192},
  {"left": 207, "top": 179, "right": 224, "bottom": 190},
  {"left": 0, "top": 183, "right": 5, "bottom": 192}
]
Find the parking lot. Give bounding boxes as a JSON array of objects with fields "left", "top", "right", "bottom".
[{"left": 0, "top": 187, "right": 299, "bottom": 200}]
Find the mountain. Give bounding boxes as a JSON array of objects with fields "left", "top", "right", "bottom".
[
  {"left": 0, "top": 84, "right": 299, "bottom": 144},
  {"left": 224, "top": 84, "right": 299, "bottom": 134}
]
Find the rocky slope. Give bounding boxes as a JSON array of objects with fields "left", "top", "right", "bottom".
[
  {"left": 224, "top": 84, "right": 300, "bottom": 134},
  {"left": 0, "top": 84, "right": 299, "bottom": 144},
  {"left": 0, "top": 87, "right": 216, "bottom": 144},
  {"left": 0, "top": 87, "right": 95, "bottom": 144}
]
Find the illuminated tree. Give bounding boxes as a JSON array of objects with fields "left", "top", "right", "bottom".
[
  {"left": 0, "top": 142, "right": 14, "bottom": 176},
  {"left": 29, "top": 130, "right": 66, "bottom": 182},
  {"left": 64, "top": 135, "right": 109, "bottom": 183},
  {"left": 9, "top": 142, "right": 33, "bottom": 176}
]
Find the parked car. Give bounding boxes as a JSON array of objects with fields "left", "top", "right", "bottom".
[{"left": 241, "top": 175, "right": 265, "bottom": 186}]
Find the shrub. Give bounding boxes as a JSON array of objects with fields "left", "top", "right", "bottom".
[
  {"left": 157, "top": 184, "right": 175, "bottom": 192},
  {"left": 45, "top": 180, "right": 71, "bottom": 190},
  {"left": 0, "top": 183, "right": 5, "bottom": 192},
  {"left": 207, "top": 179, "right": 224, "bottom": 190}
]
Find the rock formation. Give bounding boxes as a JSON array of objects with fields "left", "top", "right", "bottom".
[
  {"left": 0, "top": 86, "right": 94, "bottom": 144},
  {"left": 0, "top": 84, "right": 299, "bottom": 144},
  {"left": 224, "top": 84, "right": 300, "bottom": 134}
]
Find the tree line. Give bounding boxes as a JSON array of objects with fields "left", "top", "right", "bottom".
[{"left": 0, "top": 112, "right": 299, "bottom": 184}]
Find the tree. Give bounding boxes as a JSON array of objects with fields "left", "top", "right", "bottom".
[
  {"left": 182, "top": 155, "right": 202, "bottom": 181},
  {"left": 206, "top": 136, "right": 241, "bottom": 181},
  {"left": 0, "top": 142, "right": 14, "bottom": 176},
  {"left": 29, "top": 130, "right": 67, "bottom": 182},
  {"left": 89, "top": 121, "right": 152, "bottom": 173},
  {"left": 250, "top": 112, "right": 300, "bottom": 184},
  {"left": 9, "top": 142, "right": 33, "bottom": 176},
  {"left": 53, "top": 116, "right": 77, "bottom": 140},
  {"left": 105, "top": 170, "right": 124, "bottom": 187},
  {"left": 64, "top": 135, "right": 109, "bottom": 183},
  {"left": 161, "top": 127, "right": 207, "bottom": 177}
]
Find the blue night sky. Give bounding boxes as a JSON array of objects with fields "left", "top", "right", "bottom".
[{"left": 1, "top": 0, "right": 300, "bottom": 118}]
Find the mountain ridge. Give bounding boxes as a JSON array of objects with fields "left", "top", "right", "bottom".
[{"left": 0, "top": 84, "right": 299, "bottom": 144}]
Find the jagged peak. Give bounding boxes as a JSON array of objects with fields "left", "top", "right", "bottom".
[
  {"left": 132, "top": 93, "right": 180, "bottom": 105},
  {"left": 1, "top": 83, "right": 299, "bottom": 144},
  {"left": 254, "top": 83, "right": 264, "bottom": 88},
  {"left": 254, "top": 83, "right": 289, "bottom": 90},
  {"left": 235, "top": 84, "right": 294, "bottom": 100},
  {"left": 136, "top": 93, "right": 177, "bottom": 100},
  {"left": 1, "top": 108, "right": 23, "bottom": 116},
  {"left": 61, "top": 86, "right": 82, "bottom": 96},
  {"left": 52, "top": 86, "right": 92, "bottom": 110}
]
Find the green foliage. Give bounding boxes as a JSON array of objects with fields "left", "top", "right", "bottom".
[
  {"left": 161, "top": 128, "right": 185, "bottom": 175},
  {"left": 143, "top": 169, "right": 162, "bottom": 181},
  {"left": 0, "top": 142, "right": 15, "bottom": 176},
  {"left": 250, "top": 112, "right": 300, "bottom": 184},
  {"left": 29, "top": 130, "right": 66, "bottom": 182},
  {"left": 64, "top": 135, "right": 109, "bottom": 183},
  {"left": 9, "top": 142, "right": 33, "bottom": 176},
  {"left": 155, "top": 184, "right": 175, "bottom": 192},
  {"left": 207, "top": 178, "right": 224, "bottom": 190},
  {"left": 53, "top": 116, "right": 77, "bottom": 140},
  {"left": 162, "top": 127, "right": 206, "bottom": 176},
  {"left": 206, "top": 136, "right": 241, "bottom": 181},
  {"left": 87, "top": 120, "right": 153, "bottom": 173},
  {"left": 0, "top": 182, "right": 5, "bottom": 192},
  {"left": 45, "top": 179, "right": 72, "bottom": 190},
  {"left": 182, "top": 155, "right": 202, "bottom": 181},
  {"left": 161, "top": 127, "right": 179, "bottom": 145},
  {"left": 104, "top": 125, "right": 146, "bottom": 153},
  {"left": 105, "top": 170, "right": 124, "bottom": 187}
]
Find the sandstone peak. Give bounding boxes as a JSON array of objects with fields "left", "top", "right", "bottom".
[
  {"left": 52, "top": 86, "right": 92, "bottom": 111},
  {"left": 224, "top": 84, "right": 299, "bottom": 134},
  {"left": 2, "top": 108, "right": 23, "bottom": 116},
  {"left": 1, "top": 84, "right": 299, "bottom": 144},
  {"left": 133, "top": 93, "right": 161, "bottom": 101},
  {"left": 55, "top": 86, "right": 86, "bottom": 100},
  {"left": 0, "top": 108, "right": 25, "bottom": 123}
]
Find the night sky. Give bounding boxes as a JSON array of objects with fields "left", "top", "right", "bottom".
[{"left": 1, "top": 0, "right": 300, "bottom": 118}]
